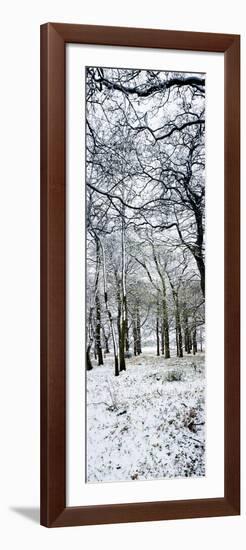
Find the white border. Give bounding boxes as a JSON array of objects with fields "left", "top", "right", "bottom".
[{"left": 66, "top": 44, "right": 224, "bottom": 506}]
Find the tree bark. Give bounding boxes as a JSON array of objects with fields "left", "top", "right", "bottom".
[
  {"left": 136, "top": 301, "right": 142, "bottom": 355},
  {"left": 120, "top": 208, "right": 126, "bottom": 371},
  {"left": 156, "top": 318, "right": 160, "bottom": 356},
  {"left": 95, "top": 290, "right": 104, "bottom": 366},
  {"left": 195, "top": 253, "right": 205, "bottom": 298},
  {"left": 87, "top": 306, "right": 94, "bottom": 370},
  {"left": 133, "top": 318, "right": 137, "bottom": 356},
  {"left": 101, "top": 242, "right": 119, "bottom": 376},
  {"left": 162, "top": 295, "right": 170, "bottom": 359},
  {"left": 194, "top": 207, "right": 205, "bottom": 297},
  {"left": 156, "top": 294, "right": 160, "bottom": 356},
  {"left": 161, "top": 318, "right": 164, "bottom": 355},
  {"left": 102, "top": 326, "right": 110, "bottom": 354},
  {"left": 174, "top": 292, "right": 183, "bottom": 357},
  {"left": 192, "top": 327, "right": 197, "bottom": 355},
  {"left": 183, "top": 298, "right": 191, "bottom": 354},
  {"left": 94, "top": 238, "right": 103, "bottom": 366},
  {"left": 86, "top": 343, "right": 93, "bottom": 370},
  {"left": 168, "top": 277, "right": 183, "bottom": 358},
  {"left": 151, "top": 245, "right": 170, "bottom": 359},
  {"left": 200, "top": 327, "right": 203, "bottom": 352},
  {"left": 125, "top": 299, "right": 130, "bottom": 352}
]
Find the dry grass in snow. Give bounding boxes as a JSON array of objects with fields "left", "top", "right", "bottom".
[{"left": 86, "top": 351, "right": 205, "bottom": 483}]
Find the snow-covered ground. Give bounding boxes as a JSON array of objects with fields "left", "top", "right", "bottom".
[{"left": 86, "top": 351, "right": 205, "bottom": 483}]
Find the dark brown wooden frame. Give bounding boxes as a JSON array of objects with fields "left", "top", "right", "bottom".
[{"left": 40, "top": 22, "right": 240, "bottom": 527}]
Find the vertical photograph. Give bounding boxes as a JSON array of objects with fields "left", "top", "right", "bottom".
[{"left": 85, "top": 67, "right": 205, "bottom": 483}]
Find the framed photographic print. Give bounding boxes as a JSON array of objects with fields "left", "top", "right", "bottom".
[{"left": 40, "top": 23, "right": 240, "bottom": 527}]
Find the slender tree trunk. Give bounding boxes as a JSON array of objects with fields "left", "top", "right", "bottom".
[
  {"left": 200, "top": 327, "right": 203, "bottom": 352},
  {"left": 101, "top": 243, "right": 119, "bottom": 376},
  {"left": 183, "top": 299, "right": 191, "bottom": 354},
  {"left": 161, "top": 319, "right": 164, "bottom": 355},
  {"left": 175, "top": 326, "right": 179, "bottom": 356},
  {"left": 136, "top": 300, "right": 142, "bottom": 355},
  {"left": 125, "top": 300, "right": 130, "bottom": 352},
  {"left": 102, "top": 326, "right": 110, "bottom": 354},
  {"left": 133, "top": 319, "right": 137, "bottom": 356},
  {"left": 115, "top": 273, "right": 121, "bottom": 355},
  {"left": 86, "top": 343, "right": 93, "bottom": 370},
  {"left": 192, "top": 327, "right": 197, "bottom": 355},
  {"left": 151, "top": 245, "right": 170, "bottom": 358},
  {"left": 105, "top": 336, "right": 110, "bottom": 354},
  {"left": 115, "top": 271, "right": 125, "bottom": 372},
  {"left": 175, "top": 292, "right": 183, "bottom": 358},
  {"left": 162, "top": 294, "right": 170, "bottom": 359},
  {"left": 168, "top": 277, "right": 183, "bottom": 359},
  {"left": 93, "top": 343, "right": 97, "bottom": 360},
  {"left": 156, "top": 294, "right": 160, "bottom": 356},
  {"left": 120, "top": 210, "right": 126, "bottom": 371},
  {"left": 94, "top": 237, "right": 103, "bottom": 366},
  {"left": 177, "top": 318, "right": 183, "bottom": 357},
  {"left": 156, "top": 318, "right": 160, "bottom": 356},
  {"left": 119, "top": 321, "right": 126, "bottom": 370},
  {"left": 87, "top": 306, "right": 93, "bottom": 370},
  {"left": 188, "top": 332, "right": 192, "bottom": 354},
  {"left": 95, "top": 291, "right": 103, "bottom": 366},
  {"left": 185, "top": 330, "right": 191, "bottom": 354}
]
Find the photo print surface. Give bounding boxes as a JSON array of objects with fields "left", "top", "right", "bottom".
[{"left": 86, "top": 67, "right": 205, "bottom": 483}]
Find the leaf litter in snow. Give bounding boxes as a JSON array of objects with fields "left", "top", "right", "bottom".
[{"left": 86, "top": 352, "right": 205, "bottom": 483}]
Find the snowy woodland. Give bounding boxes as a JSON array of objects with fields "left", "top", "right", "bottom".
[{"left": 86, "top": 67, "right": 206, "bottom": 483}]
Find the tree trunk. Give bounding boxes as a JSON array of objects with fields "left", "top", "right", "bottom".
[
  {"left": 156, "top": 295, "right": 160, "bottom": 356},
  {"left": 192, "top": 327, "right": 197, "bottom": 355},
  {"left": 119, "top": 317, "right": 126, "bottom": 370},
  {"left": 115, "top": 273, "right": 121, "bottom": 355},
  {"left": 194, "top": 207, "right": 205, "bottom": 297},
  {"left": 125, "top": 299, "right": 130, "bottom": 352},
  {"left": 151, "top": 245, "right": 170, "bottom": 358},
  {"left": 161, "top": 319, "right": 164, "bottom": 355},
  {"left": 115, "top": 277, "right": 126, "bottom": 372},
  {"left": 93, "top": 343, "right": 97, "bottom": 360},
  {"left": 200, "top": 327, "right": 203, "bottom": 352},
  {"left": 177, "top": 319, "right": 183, "bottom": 357},
  {"left": 120, "top": 209, "right": 126, "bottom": 371},
  {"left": 105, "top": 336, "right": 110, "bottom": 354},
  {"left": 133, "top": 319, "right": 137, "bottom": 356},
  {"left": 87, "top": 306, "right": 94, "bottom": 370},
  {"left": 162, "top": 295, "right": 170, "bottom": 359},
  {"left": 101, "top": 242, "right": 119, "bottom": 376},
  {"left": 86, "top": 343, "right": 93, "bottom": 370},
  {"left": 183, "top": 299, "right": 191, "bottom": 354},
  {"left": 136, "top": 301, "right": 142, "bottom": 355},
  {"left": 168, "top": 279, "right": 183, "bottom": 359},
  {"left": 195, "top": 253, "right": 205, "bottom": 298},
  {"left": 156, "top": 317, "right": 160, "bottom": 356},
  {"left": 102, "top": 326, "right": 110, "bottom": 354},
  {"left": 175, "top": 292, "right": 183, "bottom": 358},
  {"left": 95, "top": 290, "right": 103, "bottom": 366},
  {"left": 94, "top": 237, "right": 103, "bottom": 366}
]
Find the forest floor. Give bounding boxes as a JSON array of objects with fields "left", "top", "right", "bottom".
[{"left": 86, "top": 350, "right": 205, "bottom": 483}]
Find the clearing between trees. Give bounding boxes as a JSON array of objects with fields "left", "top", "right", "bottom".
[{"left": 87, "top": 350, "right": 205, "bottom": 483}]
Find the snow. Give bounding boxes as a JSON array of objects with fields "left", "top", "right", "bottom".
[{"left": 86, "top": 351, "right": 205, "bottom": 483}]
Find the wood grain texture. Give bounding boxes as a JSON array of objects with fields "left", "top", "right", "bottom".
[
  {"left": 51, "top": 22, "right": 235, "bottom": 51},
  {"left": 224, "top": 36, "right": 240, "bottom": 510},
  {"left": 40, "top": 23, "right": 240, "bottom": 527},
  {"left": 40, "top": 23, "right": 66, "bottom": 527}
]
